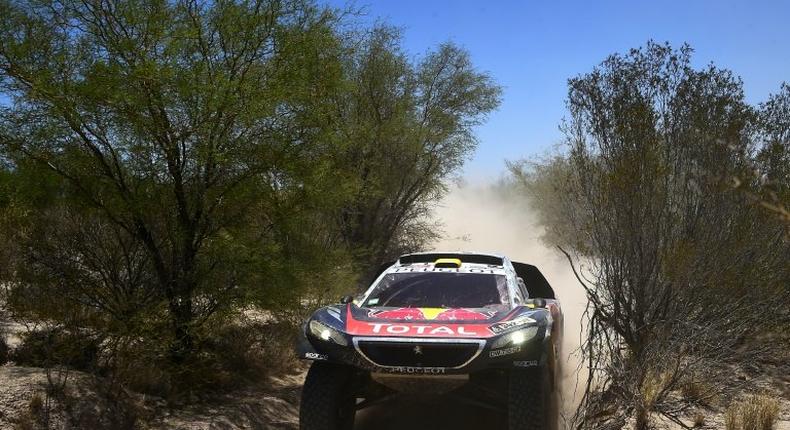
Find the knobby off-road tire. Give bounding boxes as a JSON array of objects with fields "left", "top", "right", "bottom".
[
  {"left": 548, "top": 341, "right": 561, "bottom": 430},
  {"left": 508, "top": 366, "right": 552, "bottom": 430},
  {"left": 300, "top": 362, "right": 357, "bottom": 430}
]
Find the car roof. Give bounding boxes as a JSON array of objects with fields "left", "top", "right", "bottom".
[
  {"left": 391, "top": 252, "right": 557, "bottom": 299},
  {"left": 397, "top": 251, "right": 508, "bottom": 267}
]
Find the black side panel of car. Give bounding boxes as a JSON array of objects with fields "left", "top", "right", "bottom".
[{"left": 511, "top": 262, "right": 555, "bottom": 299}]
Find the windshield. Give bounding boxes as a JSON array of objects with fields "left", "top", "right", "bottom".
[{"left": 363, "top": 272, "right": 510, "bottom": 308}]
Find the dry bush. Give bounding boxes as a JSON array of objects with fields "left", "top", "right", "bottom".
[
  {"left": 197, "top": 319, "right": 302, "bottom": 386},
  {"left": 641, "top": 370, "right": 673, "bottom": 410},
  {"left": 108, "top": 318, "right": 301, "bottom": 400},
  {"left": 28, "top": 393, "right": 44, "bottom": 416},
  {"left": 11, "top": 328, "right": 99, "bottom": 371},
  {"left": 12, "top": 393, "right": 46, "bottom": 430},
  {"left": 680, "top": 379, "right": 705, "bottom": 404},
  {"left": 725, "top": 395, "right": 780, "bottom": 430},
  {"left": 633, "top": 369, "right": 675, "bottom": 430},
  {"left": 515, "top": 43, "right": 790, "bottom": 430},
  {"left": 692, "top": 411, "right": 705, "bottom": 428},
  {"left": 680, "top": 372, "right": 718, "bottom": 405},
  {"left": 101, "top": 335, "right": 173, "bottom": 399}
]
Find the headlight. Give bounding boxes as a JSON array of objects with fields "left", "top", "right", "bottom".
[
  {"left": 490, "top": 326, "right": 539, "bottom": 349},
  {"left": 309, "top": 320, "right": 348, "bottom": 346}
]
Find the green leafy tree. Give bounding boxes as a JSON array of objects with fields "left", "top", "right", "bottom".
[
  {"left": 0, "top": 0, "right": 347, "bottom": 361},
  {"left": 334, "top": 26, "right": 501, "bottom": 277}
]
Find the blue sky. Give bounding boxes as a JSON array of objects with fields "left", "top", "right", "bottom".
[{"left": 326, "top": 0, "right": 790, "bottom": 180}]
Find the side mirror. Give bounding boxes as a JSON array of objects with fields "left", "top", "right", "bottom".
[
  {"left": 340, "top": 295, "right": 354, "bottom": 304},
  {"left": 526, "top": 298, "right": 547, "bottom": 308}
]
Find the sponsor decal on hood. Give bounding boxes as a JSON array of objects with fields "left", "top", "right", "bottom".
[
  {"left": 347, "top": 306, "right": 496, "bottom": 338},
  {"left": 367, "top": 307, "right": 496, "bottom": 321},
  {"left": 343, "top": 305, "right": 545, "bottom": 339}
]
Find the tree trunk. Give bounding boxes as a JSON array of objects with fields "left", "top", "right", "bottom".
[
  {"left": 168, "top": 288, "right": 195, "bottom": 364},
  {"left": 634, "top": 406, "right": 650, "bottom": 430}
]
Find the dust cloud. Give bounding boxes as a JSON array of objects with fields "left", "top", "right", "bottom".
[
  {"left": 431, "top": 184, "right": 588, "bottom": 418},
  {"left": 355, "top": 184, "right": 588, "bottom": 429}
]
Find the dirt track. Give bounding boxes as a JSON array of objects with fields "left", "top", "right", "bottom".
[{"left": 354, "top": 393, "right": 506, "bottom": 430}]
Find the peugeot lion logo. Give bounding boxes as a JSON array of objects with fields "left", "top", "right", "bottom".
[{"left": 413, "top": 345, "right": 423, "bottom": 355}]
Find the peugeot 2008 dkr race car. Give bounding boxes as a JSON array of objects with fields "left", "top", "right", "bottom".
[{"left": 297, "top": 252, "right": 563, "bottom": 430}]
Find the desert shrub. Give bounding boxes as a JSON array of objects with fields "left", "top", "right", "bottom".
[
  {"left": 680, "top": 372, "right": 718, "bottom": 405},
  {"left": 109, "top": 348, "right": 173, "bottom": 399},
  {"left": 28, "top": 393, "right": 44, "bottom": 416},
  {"left": 108, "top": 318, "right": 302, "bottom": 400},
  {"left": 681, "top": 379, "right": 704, "bottom": 403},
  {"left": 635, "top": 369, "right": 673, "bottom": 429},
  {"left": 641, "top": 370, "right": 672, "bottom": 409},
  {"left": 206, "top": 323, "right": 288, "bottom": 376},
  {"left": 692, "top": 412, "right": 705, "bottom": 428},
  {"left": 187, "top": 319, "right": 301, "bottom": 393},
  {"left": 725, "top": 395, "right": 780, "bottom": 430},
  {"left": 511, "top": 42, "right": 789, "bottom": 430},
  {"left": 12, "top": 328, "right": 100, "bottom": 371},
  {"left": 63, "top": 377, "right": 143, "bottom": 430},
  {"left": 11, "top": 393, "right": 45, "bottom": 430}
]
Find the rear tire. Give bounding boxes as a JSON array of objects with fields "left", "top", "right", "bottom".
[
  {"left": 509, "top": 365, "right": 553, "bottom": 430},
  {"left": 300, "top": 362, "right": 357, "bottom": 430}
]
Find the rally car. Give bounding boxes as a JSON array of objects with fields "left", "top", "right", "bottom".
[{"left": 297, "top": 252, "right": 563, "bottom": 430}]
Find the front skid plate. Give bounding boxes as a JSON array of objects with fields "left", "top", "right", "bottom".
[
  {"left": 371, "top": 372, "right": 469, "bottom": 394},
  {"left": 356, "top": 372, "right": 508, "bottom": 412}
]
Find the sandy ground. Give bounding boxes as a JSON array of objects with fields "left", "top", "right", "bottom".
[
  {"left": 148, "top": 373, "right": 304, "bottom": 430},
  {"left": 354, "top": 393, "right": 506, "bottom": 430},
  {"left": 1, "top": 363, "right": 787, "bottom": 430},
  {"left": 0, "top": 366, "right": 127, "bottom": 430},
  {"left": 0, "top": 364, "right": 306, "bottom": 430}
]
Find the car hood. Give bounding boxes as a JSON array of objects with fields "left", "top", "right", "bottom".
[
  {"left": 338, "top": 304, "right": 542, "bottom": 339},
  {"left": 351, "top": 305, "right": 512, "bottom": 323}
]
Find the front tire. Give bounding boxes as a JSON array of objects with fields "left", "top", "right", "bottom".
[
  {"left": 300, "top": 362, "right": 357, "bottom": 430},
  {"left": 508, "top": 366, "right": 552, "bottom": 430}
]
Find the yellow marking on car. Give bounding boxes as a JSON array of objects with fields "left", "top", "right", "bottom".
[
  {"left": 434, "top": 258, "right": 462, "bottom": 268},
  {"left": 419, "top": 308, "right": 446, "bottom": 320}
]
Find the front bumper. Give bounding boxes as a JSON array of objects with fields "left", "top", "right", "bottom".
[{"left": 297, "top": 327, "right": 551, "bottom": 376}]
